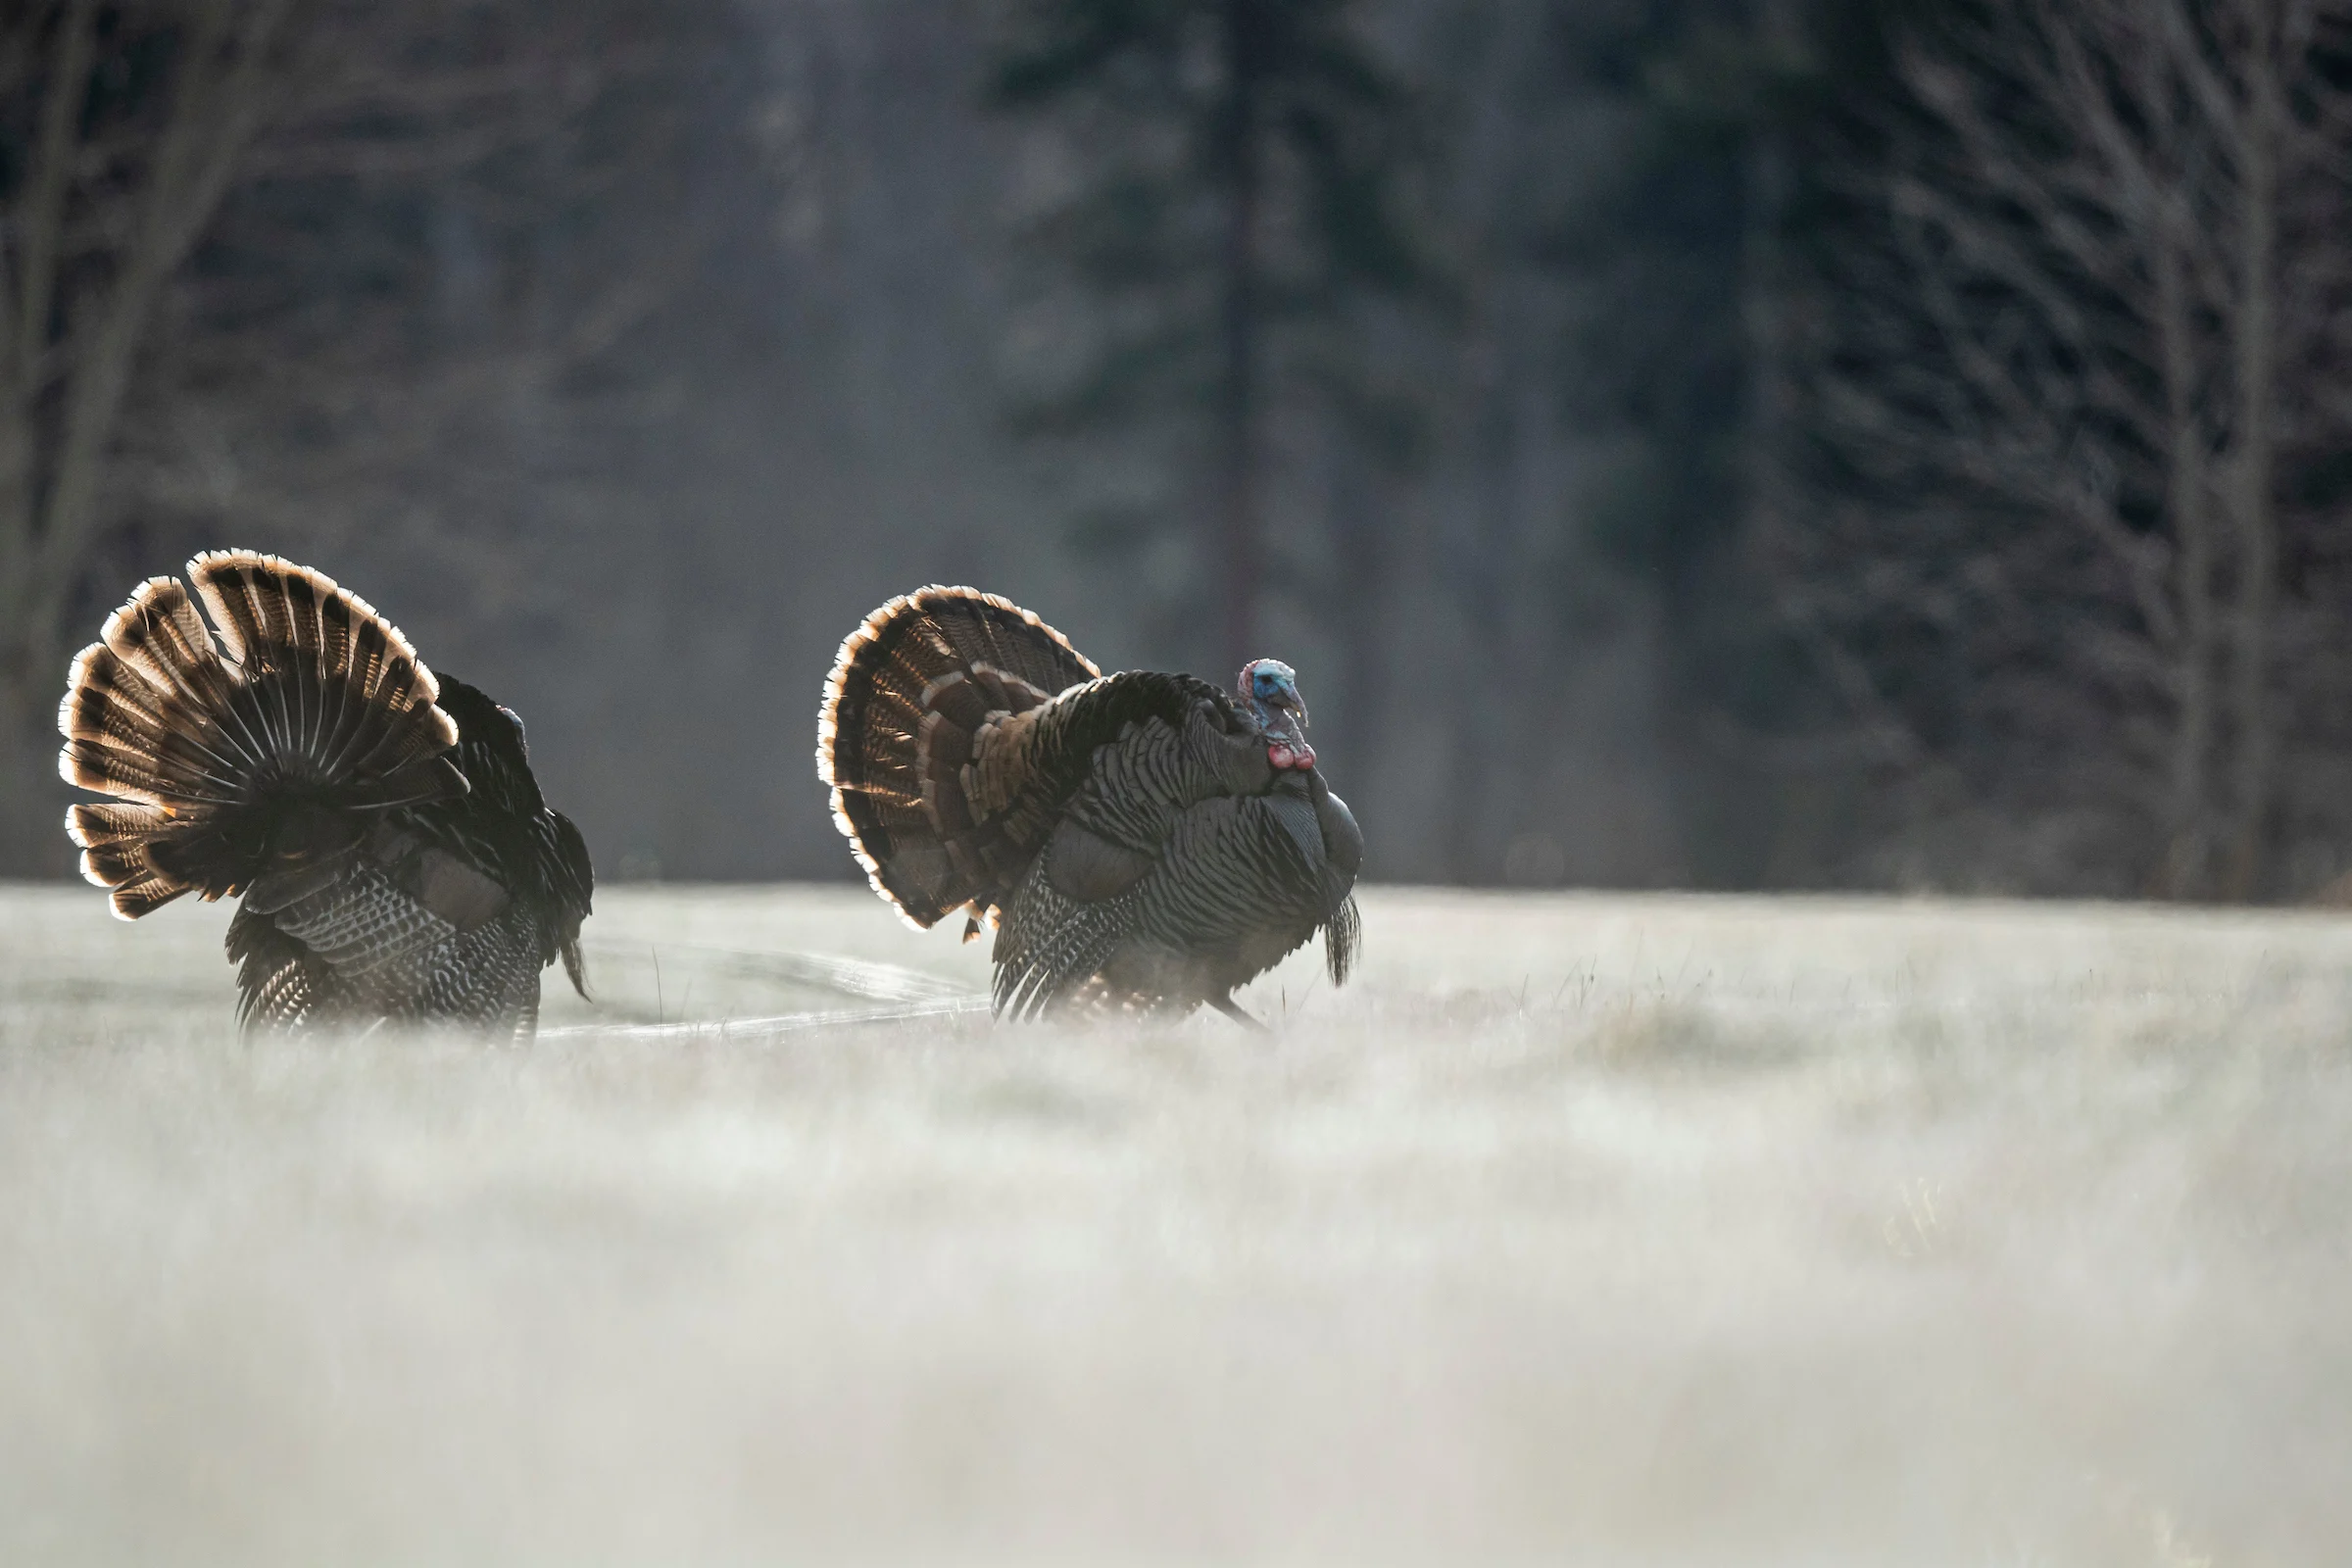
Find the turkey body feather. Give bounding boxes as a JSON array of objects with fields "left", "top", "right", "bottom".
[
  {"left": 819, "top": 586, "right": 1361, "bottom": 1021},
  {"left": 60, "top": 552, "right": 593, "bottom": 1039}
]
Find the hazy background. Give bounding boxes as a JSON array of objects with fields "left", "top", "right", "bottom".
[
  {"left": 6, "top": 0, "right": 2352, "bottom": 902},
  {"left": 13, "top": 9, "right": 2352, "bottom": 1558}
]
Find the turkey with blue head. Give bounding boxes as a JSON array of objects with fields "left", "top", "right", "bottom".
[
  {"left": 818, "top": 587, "right": 1361, "bottom": 1025},
  {"left": 58, "top": 551, "right": 594, "bottom": 1040}
]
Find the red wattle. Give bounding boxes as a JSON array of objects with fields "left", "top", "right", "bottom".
[
  {"left": 1267, "top": 744, "right": 1297, "bottom": 769},
  {"left": 1298, "top": 744, "right": 1315, "bottom": 768}
]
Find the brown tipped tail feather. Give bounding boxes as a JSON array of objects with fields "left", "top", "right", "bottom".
[
  {"left": 59, "top": 551, "right": 465, "bottom": 919},
  {"left": 817, "top": 585, "right": 1101, "bottom": 932}
]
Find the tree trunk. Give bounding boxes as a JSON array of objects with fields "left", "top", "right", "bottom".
[
  {"left": 2154, "top": 170, "right": 2217, "bottom": 898},
  {"left": 1738, "top": 0, "right": 1799, "bottom": 880},
  {"left": 1740, "top": 0, "right": 1796, "bottom": 534},
  {"left": 0, "top": 0, "right": 101, "bottom": 794},
  {"left": 1444, "top": 304, "right": 1517, "bottom": 883},
  {"left": 1215, "top": 0, "right": 1263, "bottom": 683},
  {"left": 0, "top": 0, "right": 293, "bottom": 875},
  {"left": 0, "top": 667, "right": 65, "bottom": 877},
  {"left": 2224, "top": 0, "right": 2280, "bottom": 899},
  {"left": 1329, "top": 427, "right": 1387, "bottom": 783}
]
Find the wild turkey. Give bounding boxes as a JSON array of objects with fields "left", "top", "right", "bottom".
[
  {"left": 817, "top": 586, "right": 1361, "bottom": 1024},
  {"left": 59, "top": 551, "right": 593, "bottom": 1039}
]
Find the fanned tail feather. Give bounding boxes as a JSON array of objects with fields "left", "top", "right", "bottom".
[
  {"left": 818, "top": 585, "right": 1100, "bottom": 929},
  {"left": 59, "top": 552, "right": 464, "bottom": 919}
]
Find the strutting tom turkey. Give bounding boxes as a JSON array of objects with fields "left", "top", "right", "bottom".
[
  {"left": 59, "top": 551, "right": 594, "bottom": 1039},
  {"left": 818, "top": 586, "right": 1361, "bottom": 1024}
]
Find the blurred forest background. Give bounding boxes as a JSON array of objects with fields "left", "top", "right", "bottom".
[{"left": 6, "top": 0, "right": 2352, "bottom": 898}]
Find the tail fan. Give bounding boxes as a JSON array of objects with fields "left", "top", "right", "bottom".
[
  {"left": 818, "top": 585, "right": 1099, "bottom": 929},
  {"left": 59, "top": 551, "right": 464, "bottom": 919}
]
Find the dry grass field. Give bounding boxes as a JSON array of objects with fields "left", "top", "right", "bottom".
[{"left": 3, "top": 882, "right": 2350, "bottom": 1566}]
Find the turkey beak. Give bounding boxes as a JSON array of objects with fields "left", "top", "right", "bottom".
[{"left": 1267, "top": 688, "right": 1308, "bottom": 743}]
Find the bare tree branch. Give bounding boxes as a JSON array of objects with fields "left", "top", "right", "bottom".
[{"left": 1773, "top": 0, "right": 2352, "bottom": 897}]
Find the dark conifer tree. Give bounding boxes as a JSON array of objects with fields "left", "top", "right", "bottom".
[{"left": 991, "top": 0, "right": 1435, "bottom": 679}]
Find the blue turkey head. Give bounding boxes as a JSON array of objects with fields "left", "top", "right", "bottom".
[{"left": 1238, "top": 658, "right": 1314, "bottom": 768}]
